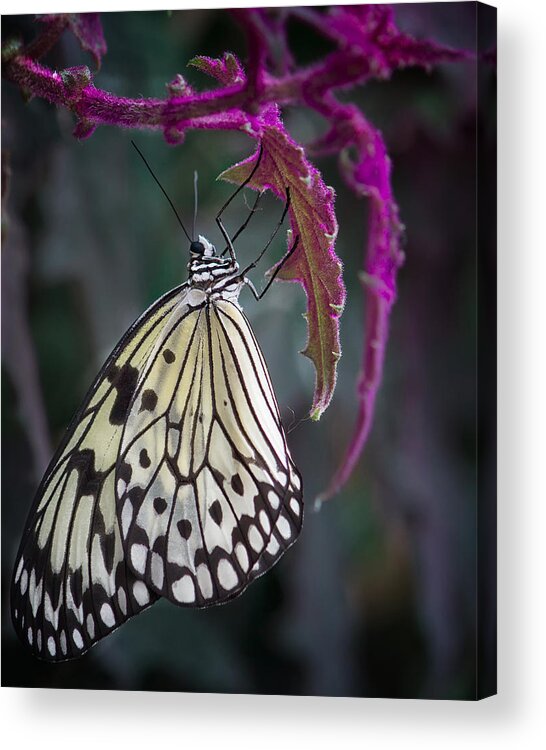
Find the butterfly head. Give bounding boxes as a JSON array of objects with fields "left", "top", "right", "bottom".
[{"left": 190, "top": 235, "right": 216, "bottom": 258}]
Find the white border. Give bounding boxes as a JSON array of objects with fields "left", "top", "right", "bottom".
[{"left": 2, "top": 0, "right": 546, "bottom": 748}]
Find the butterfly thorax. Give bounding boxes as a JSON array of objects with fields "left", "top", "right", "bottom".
[
  {"left": 187, "top": 235, "right": 242, "bottom": 301},
  {"left": 188, "top": 235, "right": 239, "bottom": 291}
]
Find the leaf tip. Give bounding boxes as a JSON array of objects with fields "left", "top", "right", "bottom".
[
  {"left": 72, "top": 118, "right": 96, "bottom": 139},
  {"left": 309, "top": 405, "right": 323, "bottom": 422},
  {"left": 163, "top": 127, "right": 185, "bottom": 146},
  {"left": 166, "top": 73, "right": 192, "bottom": 98}
]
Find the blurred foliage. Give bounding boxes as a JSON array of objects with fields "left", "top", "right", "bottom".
[{"left": 1, "top": 4, "right": 494, "bottom": 698}]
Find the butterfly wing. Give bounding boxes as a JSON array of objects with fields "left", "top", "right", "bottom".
[
  {"left": 212, "top": 301, "right": 303, "bottom": 587},
  {"left": 10, "top": 284, "right": 187, "bottom": 661},
  {"left": 117, "top": 297, "right": 303, "bottom": 607}
]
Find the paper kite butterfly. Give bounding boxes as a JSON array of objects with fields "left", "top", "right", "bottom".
[{"left": 10, "top": 144, "right": 303, "bottom": 661}]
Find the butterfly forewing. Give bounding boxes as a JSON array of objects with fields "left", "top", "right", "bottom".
[
  {"left": 117, "top": 295, "right": 303, "bottom": 607},
  {"left": 11, "top": 285, "right": 187, "bottom": 660}
]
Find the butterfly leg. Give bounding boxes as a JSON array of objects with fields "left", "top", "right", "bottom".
[
  {"left": 240, "top": 187, "right": 291, "bottom": 275},
  {"left": 221, "top": 190, "right": 264, "bottom": 257},
  {"left": 216, "top": 143, "right": 264, "bottom": 260},
  {"left": 244, "top": 233, "right": 300, "bottom": 301}
]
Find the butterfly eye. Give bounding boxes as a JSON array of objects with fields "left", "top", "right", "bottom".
[{"left": 190, "top": 240, "right": 205, "bottom": 255}]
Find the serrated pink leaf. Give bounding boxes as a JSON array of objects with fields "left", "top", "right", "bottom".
[
  {"left": 67, "top": 13, "right": 107, "bottom": 69},
  {"left": 188, "top": 53, "right": 246, "bottom": 86},
  {"left": 220, "top": 109, "right": 345, "bottom": 420},
  {"left": 294, "top": 5, "right": 469, "bottom": 79}
]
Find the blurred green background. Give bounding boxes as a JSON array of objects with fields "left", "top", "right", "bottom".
[{"left": 1, "top": 4, "right": 495, "bottom": 698}]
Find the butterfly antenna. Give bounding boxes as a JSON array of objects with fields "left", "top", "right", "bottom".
[
  {"left": 193, "top": 170, "right": 198, "bottom": 242},
  {"left": 131, "top": 140, "right": 191, "bottom": 243}
]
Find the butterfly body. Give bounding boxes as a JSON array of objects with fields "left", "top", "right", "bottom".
[{"left": 11, "top": 232, "right": 303, "bottom": 661}]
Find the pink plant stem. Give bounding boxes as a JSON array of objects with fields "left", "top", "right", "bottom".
[
  {"left": 317, "top": 288, "right": 392, "bottom": 506},
  {"left": 24, "top": 16, "right": 68, "bottom": 60},
  {"left": 3, "top": 54, "right": 373, "bottom": 134},
  {"left": 232, "top": 9, "right": 266, "bottom": 102}
]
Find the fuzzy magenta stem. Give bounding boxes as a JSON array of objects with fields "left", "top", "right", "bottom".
[{"left": 24, "top": 16, "right": 68, "bottom": 60}]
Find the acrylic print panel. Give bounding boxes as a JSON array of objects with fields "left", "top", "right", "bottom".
[{"left": 1, "top": 3, "right": 496, "bottom": 699}]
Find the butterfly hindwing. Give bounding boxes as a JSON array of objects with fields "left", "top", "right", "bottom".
[
  {"left": 211, "top": 301, "right": 303, "bottom": 583},
  {"left": 10, "top": 285, "right": 187, "bottom": 660},
  {"left": 117, "top": 296, "right": 303, "bottom": 607}
]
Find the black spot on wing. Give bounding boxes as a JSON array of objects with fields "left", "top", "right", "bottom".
[
  {"left": 100, "top": 531, "right": 116, "bottom": 575},
  {"left": 163, "top": 349, "right": 175, "bottom": 363},
  {"left": 209, "top": 500, "right": 223, "bottom": 525},
  {"left": 177, "top": 519, "right": 192, "bottom": 540},
  {"left": 153, "top": 496, "right": 167, "bottom": 514},
  {"left": 106, "top": 363, "right": 119, "bottom": 382},
  {"left": 109, "top": 363, "right": 139, "bottom": 425},
  {"left": 70, "top": 567, "right": 84, "bottom": 609},
  {"left": 139, "top": 449, "right": 151, "bottom": 468},
  {"left": 126, "top": 485, "right": 145, "bottom": 508},
  {"left": 152, "top": 535, "right": 167, "bottom": 555},
  {"left": 118, "top": 461, "right": 133, "bottom": 484},
  {"left": 67, "top": 449, "right": 106, "bottom": 497},
  {"left": 140, "top": 389, "right": 158, "bottom": 412},
  {"left": 231, "top": 473, "right": 244, "bottom": 496}
]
